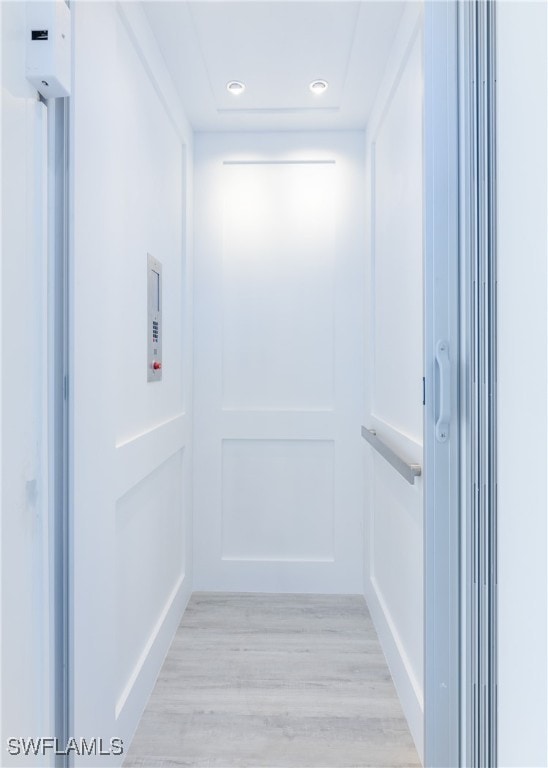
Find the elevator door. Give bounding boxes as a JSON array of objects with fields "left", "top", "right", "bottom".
[{"left": 193, "top": 132, "right": 366, "bottom": 594}]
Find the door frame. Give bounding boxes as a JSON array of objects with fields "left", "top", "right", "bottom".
[
  {"left": 50, "top": 2, "right": 497, "bottom": 765},
  {"left": 424, "top": 2, "right": 498, "bottom": 765},
  {"left": 461, "top": 2, "right": 498, "bottom": 765},
  {"left": 47, "top": 95, "right": 71, "bottom": 768}
]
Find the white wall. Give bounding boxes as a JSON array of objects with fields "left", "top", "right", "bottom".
[
  {"left": 496, "top": 3, "right": 547, "bottom": 766},
  {"left": 71, "top": 3, "right": 193, "bottom": 762},
  {"left": 193, "top": 131, "right": 365, "bottom": 594},
  {"left": 1, "top": 2, "right": 52, "bottom": 763},
  {"left": 362, "top": 3, "right": 424, "bottom": 761}
]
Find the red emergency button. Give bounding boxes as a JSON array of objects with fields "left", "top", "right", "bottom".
[{"left": 153, "top": 361, "right": 162, "bottom": 370}]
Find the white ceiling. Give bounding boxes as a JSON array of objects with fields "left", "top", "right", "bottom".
[{"left": 143, "top": 1, "right": 407, "bottom": 132}]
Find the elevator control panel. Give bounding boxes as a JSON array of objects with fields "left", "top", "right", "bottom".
[{"left": 147, "top": 254, "right": 163, "bottom": 382}]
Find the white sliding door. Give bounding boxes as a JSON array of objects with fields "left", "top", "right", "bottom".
[{"left": 194, "top": 132, "right": 365, "bottom": 594}]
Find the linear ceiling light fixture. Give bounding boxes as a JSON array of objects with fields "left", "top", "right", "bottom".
[
  {"left": 309, "top": 79, "right": 328, "bottom": 95},
  {"left": 227, "top": 80, "right": 246, "bottom": 95}
]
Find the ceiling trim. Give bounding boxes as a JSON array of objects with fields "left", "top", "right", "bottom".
[{"left": 217, "top": 107, "right": 340, "bottom": 115}]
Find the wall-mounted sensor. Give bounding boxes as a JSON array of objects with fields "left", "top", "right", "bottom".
[
  {"left": 227, "top": 80, "right": 246, "bottom": 95},
  {"left": 26, "top": 1, "right": 71, "bottom": 98}
]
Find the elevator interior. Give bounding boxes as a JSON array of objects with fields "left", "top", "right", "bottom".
[
  {"left": 135, "top": 0, "right": 425, "bottom": 760},
  {"left": 3, "top": 0, "right": 548, "bottom": 765},
  {"left": 2, "top": 1, "right": 444, "bottom": 766}
]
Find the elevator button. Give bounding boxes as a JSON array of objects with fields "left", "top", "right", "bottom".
[{"left": 153, "top": 361, "right": 162, "bottom": 370}]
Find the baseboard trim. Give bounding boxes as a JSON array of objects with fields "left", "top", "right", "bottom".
[
  {"left": 114, "top": 574, "right": 192, "bottom": 762},
  {"left": 364, "top": 577, "right": 424, "bottom": 763}
]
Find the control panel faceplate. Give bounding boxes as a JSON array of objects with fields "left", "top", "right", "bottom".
[{"left": 147, "top": 254, "right": 162, "bottom": 382}]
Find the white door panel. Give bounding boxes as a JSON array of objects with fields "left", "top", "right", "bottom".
[{"left": 194, "top": 132, "right": 365, "bottom": 594}]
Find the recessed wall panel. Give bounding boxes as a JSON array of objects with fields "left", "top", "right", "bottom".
[
  {"left": 371, "top": 454, "right": 423, "bottom": 693},
  {"left": 222, "top": 439, "right": 334, "bottom": 562},
  {"left": 114, "top": 21, "right": 184, "bottom": 444},
  {"left": 221, "top": 162, "right": 335, "bottom": 410},
  {"left": 116, "top": 450, "right": 184, "bottom": 701},
  {"left": 372, "top": 30, "right": 423, "bottom": 442}
]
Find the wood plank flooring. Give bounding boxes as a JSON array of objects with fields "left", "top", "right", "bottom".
[{"left": 124, "top": 593, "right": 420, "bottom": 768}]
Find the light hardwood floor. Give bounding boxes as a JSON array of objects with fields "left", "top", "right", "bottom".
[{"left": 124, "top": 593, "right": 420, "bottom": 768}]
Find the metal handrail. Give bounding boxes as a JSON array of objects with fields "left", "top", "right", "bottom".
[{"left": 361, "top": 426, "right": 422, "bottom": 485}]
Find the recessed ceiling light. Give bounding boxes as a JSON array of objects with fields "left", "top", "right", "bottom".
[
  {"left": 227, "top": 80, "right": 246, "bottom": 95},
  {"left": 309, "top": 79, "right": 328, "bottom": 95}
]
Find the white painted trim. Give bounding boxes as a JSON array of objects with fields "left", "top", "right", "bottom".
[
  {"left": 116, "top": 412, "right": 187, "bottom": 450},
  {"left": 364, "top": 579, "right": 424, "bottom": 758},
  {"left": 0, "top": 1, "right": 3, "bottom": 745},
  {"left": 496, "top": 2, "right": 548, "bottom": 764},
  {"left": 365, "top": 4, "right": 423, "bottom": 148},
  {"left": 115, "top": 575, "right": 192, "bottom": 764},
  {"left": 116, "top": 573, "right": 188, "bottom": 719},
  {"left": 116, "top": 414, "right": 188, "bottom": 499},
  {"left": 116, "top": 2, "right": 192, "bottom": 146},
  {"left": 36, "top": 97, "right": 54, "bottom": 748},
  {"left": 221, "top": 556, "right": 335, "bottom": 564}
]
